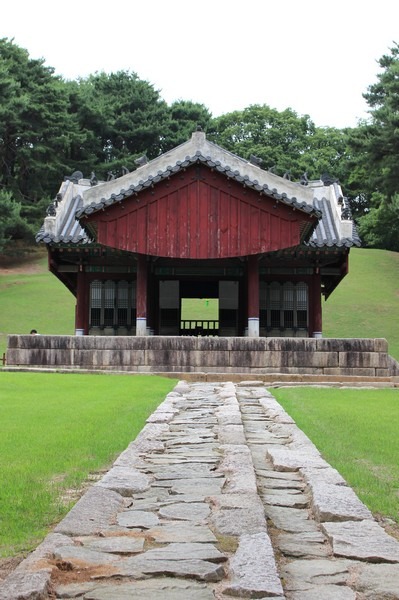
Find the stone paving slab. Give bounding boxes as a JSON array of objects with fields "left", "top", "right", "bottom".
[
  {"left": 79, "top": 579, "right": 217, "bottom": 600},
  {"left": 310, "top": 481, "right": 374, "bottom": 522},
  {"left": 2, "top": 381, "right": 399, "bottom": 600},
  {"left": 53, "top": 486, "right": 125, "bottom": 536},
  {"left": 276, "top": 531, "right": 330, "bottom": 558},
  {"left": 353, "top": 563, "right": 399, "bottom": 598},
  {"left": 321, "top": 519, "right": 399, "bottom": 562},
  {"left": 221, "top": 532, "right": 284, "bottom": 598}
]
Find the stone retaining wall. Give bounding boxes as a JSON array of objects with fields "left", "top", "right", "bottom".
[{"left": 6, "top": 335, "right": 392, "bottom": 377}]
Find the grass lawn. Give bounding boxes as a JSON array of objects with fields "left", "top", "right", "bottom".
[
  {"left": 323, "top": 248, "right": 399, "bottom": 360},
  {"left": 181, "top": 298, "right": 218, "bottom": 320},
  {"left": 0, "top": 252, "right": 75, "bottom": 358},
  {"left": 272, "top": 386, "right": 399, "bottom": 524},
  {"left": 0, "top": 371, "right": 177, "bottom": 558}
]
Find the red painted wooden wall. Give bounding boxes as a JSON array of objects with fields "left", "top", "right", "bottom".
[{"left": 87, "top": 165, "right": 316, "bottom": 259}]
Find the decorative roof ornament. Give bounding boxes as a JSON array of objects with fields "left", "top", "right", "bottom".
[
  {"left": 249, "top": 154, "right": 263, "bottom": 167},
  {"left": 341, "top": 199, "right": 353, "bottom": 220},
  {"left": 135, "top": 155, "right": 148, "bottom": 167},
  {"left": 64, "top": 170, "right": 83, "bottom": 183},
  {"left": 300, "top": 172, "right": 309, "bottom": 186},
  {"left": 321, "top": 172, "right": 337, "bottom": 186},
  {"left": 90, "top": 172, "right": 98, "bottom": 186},
  {"left": 46, "top": 202, "right": 56, "bottom": 216}
]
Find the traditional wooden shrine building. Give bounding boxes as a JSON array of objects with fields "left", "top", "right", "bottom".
[{"left": 37, "top": 130, "right": 360, "bottom": 338}]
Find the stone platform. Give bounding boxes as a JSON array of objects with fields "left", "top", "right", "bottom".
[
  {"left": 6, "top": 335, "right": 396, "bottom": 379},
  {"left": 1, "top": 381, "right": 399, "bottom": 599}
]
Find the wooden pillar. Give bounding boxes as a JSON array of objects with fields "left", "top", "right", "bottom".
[
  {"left": 247, "top": 255, "right": 259, "bottom": 337},
  {"left": 75, "top": 268, "right": 89, "bottom": 335},
  {"left": 136, "top": 254, "right": 148, "bottom": 336},
  {"left": 311, "top": 270, "right": 322, "bottom": 337}
]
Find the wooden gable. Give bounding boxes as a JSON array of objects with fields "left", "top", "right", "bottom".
[{"left": 85, "top": 164, "right": 317, "bottom": 259}]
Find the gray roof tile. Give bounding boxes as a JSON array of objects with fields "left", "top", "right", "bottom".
[
  {"left": 74, "top": 153, "right": 320, "bottom": 221},
  {"left": 36, "top": 131, "right": 360, "bottom": 251}
]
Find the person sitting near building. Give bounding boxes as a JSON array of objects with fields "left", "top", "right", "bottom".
[{"left": 30, "top": 329, "right": 38, "bottom": 335}]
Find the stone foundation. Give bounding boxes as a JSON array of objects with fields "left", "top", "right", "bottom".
[{"left": 6, "top": 335, "right": 393, "bottom": 378}]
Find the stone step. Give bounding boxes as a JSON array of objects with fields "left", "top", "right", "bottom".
[
  {"left": 5, "top": 366, "right": 399, "bottom": 387},
  {"left": 159, "top": 371, "right": 399, "bottom": 387}
]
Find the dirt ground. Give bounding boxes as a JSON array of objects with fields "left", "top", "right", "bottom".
[
  {"left": 0, "top": 556, "right": 25, "bottom": 583},
  {"left": 0, "top": 248, "right": 47, "bottom": 276}
]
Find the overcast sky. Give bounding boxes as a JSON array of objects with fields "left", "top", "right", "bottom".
[{"left": 2, "top": 0, "right": 398, "bottom": 129}]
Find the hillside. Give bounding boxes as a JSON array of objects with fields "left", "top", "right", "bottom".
[
  {"left": 0, "top": 249, "right": 75, "bottom": 358},
  {"left": 0, "top": 247, "right": 398, "bottom": 360},
  {"left": 323, "top": 248, "right": 399, "bottom": 360}
]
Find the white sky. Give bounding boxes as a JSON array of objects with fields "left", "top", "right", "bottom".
[{"left": 2, "top": 0, "right": 398, "bottom": 129}]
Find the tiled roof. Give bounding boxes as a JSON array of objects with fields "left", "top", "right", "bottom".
[
  {"left": 74, "top": 151, "right": 320, "bottom": 221},
  {"left": 36, "top": 131, "right": 360, "bottom": 250},
  {"left": 309, "top": 198, "right": 361, "bottom": 248},
  {"left": 36, "top": 195, "right": 90, "bottom": 245}
]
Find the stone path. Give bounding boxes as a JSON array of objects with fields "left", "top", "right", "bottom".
[{"left": 1, "top": 380, "right": 399, "bottom": 599}]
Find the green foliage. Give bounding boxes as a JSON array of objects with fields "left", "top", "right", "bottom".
[
  {"left": 70, "top": 71, "right": 171, "bottom": 178},
  {"left": 362, "top": 43, "right": 399, "bottom": 198},
  {"left": 0, "top": 38, "right": 80, "bottom": 203},
  {"left": 349, "top": 42, "right": 399, "bottom": 246},
  {"left": 0, "top": 372, "right": 176, "bottom": 556},
  {"left": 163, "top": 100, "right": 212, "bottom": 150},
  {"left": 272, "top": 387, "right": 399, "bottom": 522},
  {"left": 0, "top": 190, "right": 35, "bottom": 251},
  {"left": 358, "top": 194, "right": 399, "bottom": 251},
  {"left": 208, "top": 104, "right": 351, "bottom": 185},
  {"left": 208, "top": 104, "right": 315, "bottom": 179}
]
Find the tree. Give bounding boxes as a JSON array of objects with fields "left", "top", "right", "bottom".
[
  {"left": 70, "top": 71, "right": 171, "bottom": 178},
  {"left": 361, "top": 42, "right": 399, "bottom": 200},
  {"left": 208, "top": 105, "right": 313, "bottom": 179},
  {"left": 346, "top": 42, "right": 399, "bottom": 248},
  {"left": 0, "top": 190, "right": 35, "bottom": 251},
  {"left": 208, "top": 104, "right": 350, "bottom": 184},
  {"left": 358, "top": 194, "right": 399, "bottom": 251},
  {"left": 162, "top": 100, "right": 212, "bottom": 150},
  {"left": 0, "top": 38, "right": 80, "bottom": 203}
]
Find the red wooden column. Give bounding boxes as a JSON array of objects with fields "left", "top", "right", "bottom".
[
  {"left": 310, "top": 270, "right": 322, "bottom": 337},
  {"left": 136, "top": 254, "right": 148, "bottom": 336},
  {"left": 247, "top": 255, "right": 260, "bottom": 337},
  {"left": 75, "top": 268, "right": 89, "bottom": 335}
]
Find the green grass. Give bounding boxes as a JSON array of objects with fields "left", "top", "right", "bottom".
[
  {"left": 181, "top": 298, "right": 218, "bottom": 320},
  {"left": 272, "top": 386, "right": 399, "bottom": 523},
  {"left": 0, "top": 372, "right": 177, "bottom": 557},
  {"left": 0, "top": 252, "right": 75, "bottom": 358},
  {"left": 323, "top": 248, "right": 399, "bottom": 360}
]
